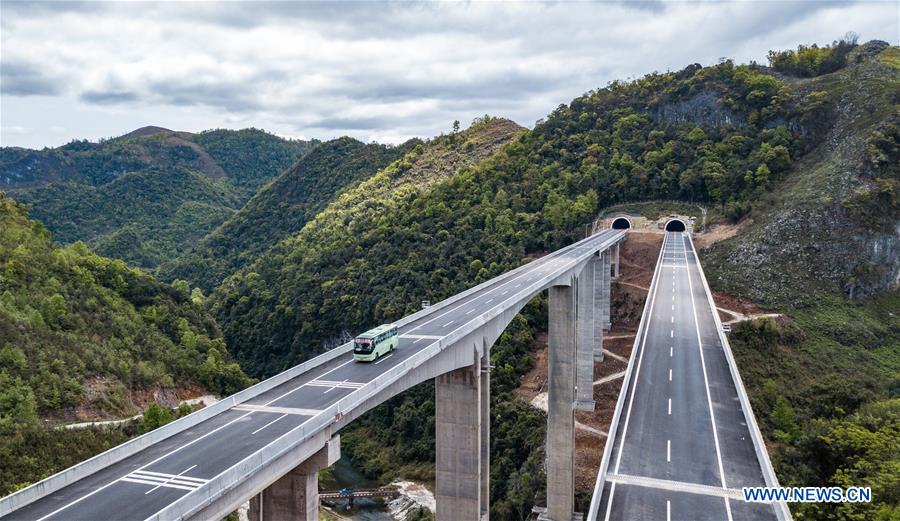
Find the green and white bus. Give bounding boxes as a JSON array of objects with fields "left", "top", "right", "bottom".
[{"left": 353, "top": 324, "right": 399, "bottom": 362}]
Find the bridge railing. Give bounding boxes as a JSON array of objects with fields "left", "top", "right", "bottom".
[
  {"left": 0, "top": 340, "right": 353, "bottom": 516},
  {"left": 320, "top": 488, "right": 400, "bottom": 499}
]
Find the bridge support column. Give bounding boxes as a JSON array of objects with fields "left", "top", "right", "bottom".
[
  {"left": 480, "top": 344, "right": 491, "bottom": 521},
  {"left": 436, "top": 350, "right": 487, "bottom": 521},
  {"left": 613, "top": 242, "right": 621, "bottom": 279},
  {"left": 542, "top": 285, "right": 577, "bottom": 521},
  {"left": 249, "top": 436, "right": 340, "bottom": 521},
  {"left": 593, "top": 257, "right": 605, "bottom": 363},
  {"left": 575, "top": 258, "right": 596, "bottom": 411},
  {"left": 600, "top": 250, "right": 612, "bottom": 330}
]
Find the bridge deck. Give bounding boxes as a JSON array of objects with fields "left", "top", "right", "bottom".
[
  {"left": 593, "top": 232, "right": 778, "bottom": 521},
  {"left": 7, "top": 230, "right": 622, "bottom": 521}
]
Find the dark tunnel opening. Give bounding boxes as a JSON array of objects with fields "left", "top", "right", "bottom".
[
  {"left": 611, "top": 217, "right": 631, "bottom": 230},
  {"left": 665, "top": 219, "right": 686, "bottom": 232}
]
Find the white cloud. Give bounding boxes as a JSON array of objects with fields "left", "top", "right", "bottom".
[{"left": 0, "top": 1, "right": 897, "bottom": 148}]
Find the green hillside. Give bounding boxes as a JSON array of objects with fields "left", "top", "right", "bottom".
[
  {"left": 701, "top": 41, "right": 900, "bottom": 521},
  {"left": 211, "top": 116, "right": 524, "bottom": 376},
  {"left": 20, "top": 168, "right": 238, "bottom": 270},
  {"left": 1, "top": 127, "right": 316, "bottom": 197},
  {"left": 160, "top": 136, "right": 419, "bottom": 291},
  {"left": 190, "top": 128, "right": 321, "bottom": 196},
  {"left": 0, "top": 193, "right": 251, "bottom": 493},
  {"left": 0, "top": 193, "right": 250, "bottom": 419},
  {"left": 211, "top": 41, "right": 898, "bottom": 518},
  {"left": 4, "top": 127, "right": 317, "bottom": 270},
  {"left": 703, "top": 42, "right": 899, "bottom": 305},
  {"left": 214, "top": 58, "right": 807, "bottom": 375}
]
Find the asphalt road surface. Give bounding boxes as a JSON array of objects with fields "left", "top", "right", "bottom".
[
  {"left": 594, "top": 232, "right": 777, "bottom": 521},
  {"left": 7, "top": 230, "right": 621, "bottom": 521}
]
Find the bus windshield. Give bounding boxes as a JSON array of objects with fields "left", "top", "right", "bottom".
[{"left": 354, "top": 338, "right": 373, "bottom": 352}]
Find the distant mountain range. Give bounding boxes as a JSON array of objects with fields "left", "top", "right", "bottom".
[
  {"left": 3, "top": 127, "right": 318, "bottom": 270},
  {"left": 159, "top": 136, "right": 422, "bottom": 291}
]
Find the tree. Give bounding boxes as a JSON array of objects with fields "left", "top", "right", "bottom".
[
  {"left": 190, "top": 287, "right": 204, "bottom": 305},
  {"left": 41, "top": 293, "right": 67, "bottom": 328},
  {"left": 172, "top": 279, "right": 190, "bottom": 297},
  {"left": 0, "top": 373, "right": 38, "bottom": 428},
  {"left": 771, "top": 396, "right": 799, "bottom": 443},
  {"left": 142, "top": 403, "right": 174, "bottom": 431},
  {"left": 177, "top": 403, "right": 193, "bottom": 418}
]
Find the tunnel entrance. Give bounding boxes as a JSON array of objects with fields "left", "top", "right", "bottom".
[
  {"left": 665, "top": 219, "right": 686, "bottom": 232},
  {"left": 611, "top": 217, "right": 631, "bottom": 230}
]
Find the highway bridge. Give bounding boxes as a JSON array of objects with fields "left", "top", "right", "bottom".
[
  {"left": 587, "top": 231, "right": 790, "bottom": 521},
  {"left": 2, "top": 229, "right": 627, "bottom": 521}
]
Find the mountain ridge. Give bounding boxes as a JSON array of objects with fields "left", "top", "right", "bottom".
[
  {"left": 2, "top": 128, "right": 319, "bottom": 270},
  {"left": 160, "top": 136, "right": 421, "bottom": 290}
]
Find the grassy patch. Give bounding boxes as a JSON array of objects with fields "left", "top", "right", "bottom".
[{"left": 879, "top": 47, "right": 900, "bottom": 69}]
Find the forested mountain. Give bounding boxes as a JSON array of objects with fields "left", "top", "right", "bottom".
[
  {"left": 3, "top": 127, "right": 317, "bottom": 270},
  {"left": 0, "top": 193, "right": 251, "bottom": 491},
  {"left": 210, "top": 116, "right": 524, "bottom": 376},
  {"left": 0, "top": 193, "right": 250, "bottom": 420},
  {"left": 209, "top": 40, "right": 898, "bottom": 519},
  {"left": 1, "top": 126, "right": 316, "bottom": 197},
  {"left": 160, "top": 136, "right": 420, "bottom": 291},
  {"left": 213, "top": 53, "right": 816, "bottom": 375},
  {"left": 20, "top": 168, "right": 238, "bottom": 270},
  {"left": 702, "top": 41, "right": 900, "bottom": 521}
]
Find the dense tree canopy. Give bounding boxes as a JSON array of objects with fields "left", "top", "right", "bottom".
[
  {"left": 161, "top": 136, "right": 420, "bottom": 291},
  {"left": 0, "top": 193, "right": 250, "bottom": 426},
  {"left": 4, "top": 128, "right": 317, "bottom": 271},
  {"left": 767, "top": 34, "right": 859, "bottom": 78},
  {"left": 213, "top": 60, "right": 808, "bottom": 378}
]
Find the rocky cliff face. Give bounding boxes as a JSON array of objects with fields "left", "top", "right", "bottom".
[
  {"left": 703, "top": 204, "right": 898, "bottom": 307},
  {"left": 702, "top": 45, "right": 899, "bottom": 306},
  {"left": 651, "top": 91, "right": 745, "bottom": 128}
]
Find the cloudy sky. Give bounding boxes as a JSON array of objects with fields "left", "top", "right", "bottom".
[{"left": 1, "top": 1, "right": 897, "bottom": 149}]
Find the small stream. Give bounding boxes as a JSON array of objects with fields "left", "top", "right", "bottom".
[
  {"left": 323, "top": 455, "right": 434, "bottom": 521},
  {"left": 325, "top": 455, "right": 391, "bottom": 520}
]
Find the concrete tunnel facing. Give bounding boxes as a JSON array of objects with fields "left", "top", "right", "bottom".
[
  {"left": 611, "top": 217, "right": 631, "bottom": 230},
  {"left": 664, "top": 219, "right": 686, "bottom": 232}
]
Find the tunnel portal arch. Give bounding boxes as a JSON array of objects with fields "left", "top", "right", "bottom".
[
  {"left": 665, "top": 219, "right": 687, "bottom": 232},
  {"left": 611, "top": 217, "right": 631, "bottom": 230}
]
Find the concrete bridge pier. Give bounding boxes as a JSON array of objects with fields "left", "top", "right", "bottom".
[
  {"left": 600, "top": 249, "right": 612, "bottom": 330},
  {"left": 540, "top": 284, "right": 578, "bottom": 521},
  {"left": 593, "top": 255, "right": 605, "bottom": 363},
  {"left": 479, "top": 342, "right": 491, "bottom": 521},
  {"left": 613, "top": 242, "right": 621, "bottom": 279},
  {"left": 575, "top": 256, "right": 598, "bottom": 411},
  {"left": 248, "top": 436, "right": 340, "bottom": 521},
  {"left": 435, "top": 346, "right": 489, "bottom": 521}
]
